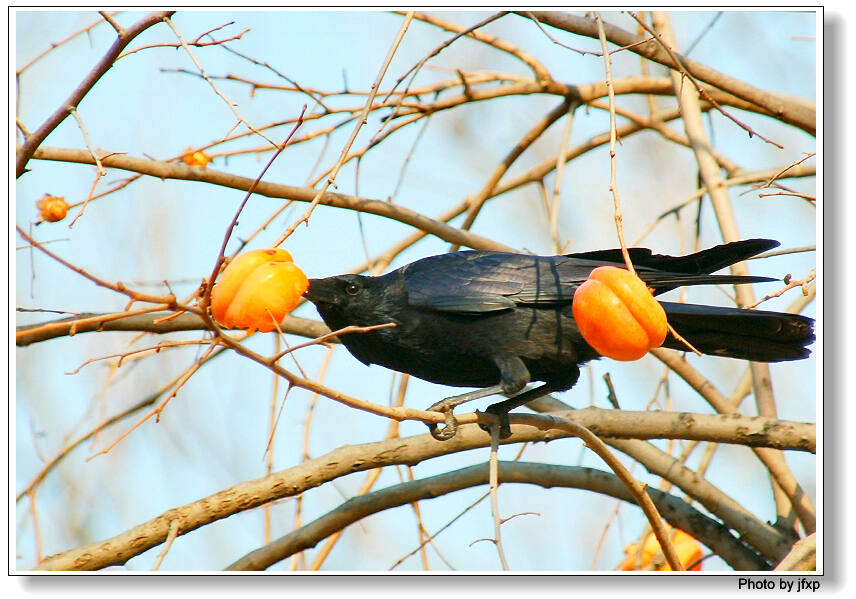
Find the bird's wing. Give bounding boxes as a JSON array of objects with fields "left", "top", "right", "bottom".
[
  {"left": 401, "top": 244, "right": 778, "bottom": 314},
  {"left": 403, "top": 251, "right": 528, "bottom": 313},
  {"left": 403, "top": 251, "right": 581, "bottom": 313}
]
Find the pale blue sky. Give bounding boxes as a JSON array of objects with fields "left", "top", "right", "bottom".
[{"left": 15, "top": 10, "right": 817, "bottom": 573}]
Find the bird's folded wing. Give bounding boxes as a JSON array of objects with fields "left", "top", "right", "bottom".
[
  {"left": 404, "top": 251, "right": 563, "bottom": 312},
  {"left": 401, "top": 247, "right": 778, "bottom": 314},
  {"left": 411, "top": 295, "right": 518, "bottom": 313}
]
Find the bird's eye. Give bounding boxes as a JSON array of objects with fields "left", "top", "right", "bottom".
[{"left": 345, "top": 282, "right": 359, "bottom": 296}]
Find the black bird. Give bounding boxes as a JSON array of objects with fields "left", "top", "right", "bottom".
[{"left": 304, "top": 239, "right": 814, "bottom": 440}]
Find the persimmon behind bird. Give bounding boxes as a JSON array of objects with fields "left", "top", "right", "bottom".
[{"left": 572, "top": 265, "right": 668, "bottom": 361}]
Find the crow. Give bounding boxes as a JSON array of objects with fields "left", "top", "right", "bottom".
[{"left": 304, "top": 239, "right": 815, "bottom": 440}]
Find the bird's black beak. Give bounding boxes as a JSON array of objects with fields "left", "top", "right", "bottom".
[{"left": 304, "top": 277, "right": 337, "bottom": 305}]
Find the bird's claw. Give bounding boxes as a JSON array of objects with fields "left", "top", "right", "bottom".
[{"left": 428, "top": 406, "right": 458, "bottom": 441}]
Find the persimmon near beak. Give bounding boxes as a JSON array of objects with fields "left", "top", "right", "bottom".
[
  {"left": 210, "top": 248, "right": 309, "bottom": 334},
  {"left": 572, "top": 265, "right": 668, "bottom": 361}
]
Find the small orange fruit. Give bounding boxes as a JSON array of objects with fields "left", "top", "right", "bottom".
[
  {"left": 36, "top": 194, "right": 69, "bottom": 223},
  {"left": 182, "top": 148, "right": 212, "bottom": 167},
  {"left": 619, "top": 528, "right": 704, "bottom": 571},
  {"left": 572, "top": 266, "right": 667, "bottom": 361},
  {"left": 210, "top": 248, "right": 308, "bottom": 333}
]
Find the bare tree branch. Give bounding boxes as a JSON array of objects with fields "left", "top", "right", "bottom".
[
  {"left": 519, "top": 11, "right": 815, "bottom": 134},
  {"left": 28, "top": 146, "right": 514, "bottom": 253},
  {"left": 226, "top": 462, "right": 770, "bottom": 571},
  {"left": 16, "top": 11, "right": 174, "bottom": 177},
  {"left": 29, "top": 408, "right": 812, "bottom": 570},
  {"left": 15, "top": 311, "right": 329, "bottom": 346}
]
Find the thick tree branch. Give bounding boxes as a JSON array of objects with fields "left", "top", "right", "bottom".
[
  {"left": 15, "top": 311, "right": 329, "bottom": 346},
  {"left": 519, "top": 11, "right": 815, "bottom": 134},
  {"left": 773, "top": 532, "right": 816, "bottom": 571},
  {"left": 226, "top": 462, "right": 770, "bottom": 571},
  {"left": 600, "top": 436, "right": 795, "bottom": 563},
  {"left": 31, "top": 410, "right": 812, "bottom": 571},
  {"left": 653, "top": 349, "right": 816, "bottom": 534},
  {"left": 28, "top": 146, "right": 514, "bottom": 253}
]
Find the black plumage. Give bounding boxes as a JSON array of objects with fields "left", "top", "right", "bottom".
[{"left": 305, "top": 239, "right": 814, "bottom": 439}]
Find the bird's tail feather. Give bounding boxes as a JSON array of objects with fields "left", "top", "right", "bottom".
[
  {"left": 568, "top": 239, "right": 778, "bottom": 275},
  {"left": 641, "top": 272, "right": 777, "bottom": 293},
  {"left": 646, "top": 238, "right": 779, "bottom": 275},
  {"left": 569, "top": 239, "right": 782, "bottom": 294},
  {"left": 661, "top": 301, "right": 815, "bottom": 362}
]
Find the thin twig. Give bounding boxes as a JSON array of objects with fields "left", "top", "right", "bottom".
[
  {"left": 595, "top": 13, "right": 635, "bottom": 275},
  {"left": 86, "top": 343, "right": 219, "bottom": 459},
  {"left": 151, "top": 520, "right": 180, "bottom": 570},
  {"left": 406, "top": 11, "right": 550, "bottom": 84},
  {"left": 274, "top": 13, "right": 415, "bottom": 246},
  {"left": 16, "top": 226, "right": 178, "bottom": 308},
  {"left": 162, "top": 16, "right": 275, "bottom": 148},
  {"left": 308, "top": 372, "right": 410, "bottom": 571},
  {"left": 201, "top": 107, "right": 307, "bottom": 313},
  {"left": 757, "top": 152, "right": 816, "bottom": 189},
  {"left": 631, "top": 164, "right": 816, "bottom": 247},
  {"left": 65, "top": 337, "right": 212, "bottom": 374},
  {"left": 215, "top": 41, "right": 330, "bottom": 112},
  {"left": 120, "top": 27, "right": 250, "bottom": 59},
  {"left": 664, "top": 323, "right": 702, "bottom": 356},
  {"left": 290, "top": 346, "right": 335, "bottom": 570},
  {"left": 486, "top": 418, "right": 510, "bottom": 570},
  {"left": 67, "top": 107, "right": 109, "bottom": 227},
  {"left": 27, "top": 490, "right": 43, "bottom": 563},
  {"left": 16, "top": 12, "right": 121, "bottom": 75},
  {"left": 269, "top": 322, "right": 396, "bottom": 362},
  {"left": 378, "top": 12, "right": 510, "bottom": 133},
  {"left": 629, "top": 11, "right": 783, "bottom": 148},
  {"left": 16, "top": 11, "right": 173, "bottom": 177},
  {"left": 453, "top": 97, "right": 575, "bottom": 249},
  {"left": 264, "top": 334, "right": 282, "bottom": 545},
  {"left": 549, "top": 103, "right": 575, "bottom": 254},
  {"left": 99, "top": 11, "right": 123, "bottom": 34},
  {"left": 68, "top": 107, "right": 105, "bottom": 177},
  {"left": 504, "top": 412, "right": 684, "bottom": 571},
  {"left": 745, "top": 269, "right": 816, "bottom": 309},
  {"left": 16, "top": 349, "right": 228, "bottom": 503}
]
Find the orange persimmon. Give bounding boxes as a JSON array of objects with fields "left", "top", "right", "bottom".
[
  {"left": 572, "top": 265, "right": 667, "bottom": 361},
  {"left": 210, "top": 248, "right": 308, "bottom": 333},
  {"left": 182, "top": 148, "right": 212, "bottom": 167},
  {"left": 36, "top": 194, "right": 69, "bottom": 223},
  {"left": 619, "top": 528, "right": 704, "bottom": 571}
]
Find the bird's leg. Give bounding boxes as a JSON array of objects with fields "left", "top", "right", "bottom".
[
  {"left": 427, "top": 356, "right": 530, "bottom": 441},
  {"left": 427, "top": 384, "right": 505, "bottom": 441},
  {"left": 480, "top": 384, "right": 556, "bottom": 439},
  {"left": 482, "top": 370, "right": 579, "bottom": 439},
  {"left": 427, "top": 384, "right": 507, "bottom": 413}
]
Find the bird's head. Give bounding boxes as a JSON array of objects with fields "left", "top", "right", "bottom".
[
  {"left": 305, "top": 273, "right": 404, "bottom": 366},
  {"left": 305, "top": 273, "right": 403, "bottom": 330}
]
